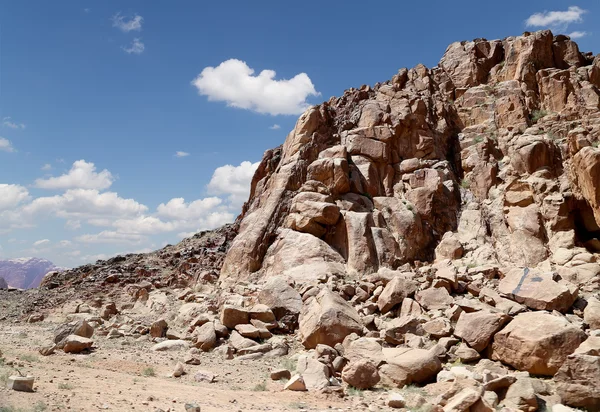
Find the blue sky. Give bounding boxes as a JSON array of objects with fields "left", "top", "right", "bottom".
[{"left": 0, "top": 1, "right": 598, "bottom": 267}]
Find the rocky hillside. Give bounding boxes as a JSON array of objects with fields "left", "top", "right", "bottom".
[
  {"left": 0, "top": 258, "right": 63, "bottom": 289},
  {"left": 3, "top": 30, "right": 600, "bottom": 411},
  {"left": 222, "top": 30, "right": 600, "bottom": 289}
]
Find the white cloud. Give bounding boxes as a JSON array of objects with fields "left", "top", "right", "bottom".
[
  {"left": 111, "top": 12, "right": 143, "bottom": 32},
  {"left": 76, "top": 231, "right": 145, "bottom": 245},
  {"left": 41, "top": 163, "right": 52, "bottom": 171},
  {"left": 192, "top": 59, "right": 319, "bottom": 116},
  {"left": 34, "top": 160, "right": 114, "bottom": 190},
  {"left": 0, "top": 137, "right": 15, "bottom": 152},
  {"left": 22, "top": 189, "right": 148, "bottom": 220},
  {"left": 568, "top": 31, "right": 587, "bottom": 39},
  {"left": 84, "top": 8, "right": 91, "bottom": 13},
  {"left": 270, "top": 124, "right": 281, "bottom": 130},
  {"left": 58, "top": 240, "right": 72, "bottom": 247},
  {"left": 157, "top": 197, "right": 223, "bottom": 220},
  {"left": 0, "top": 184, "right": 30, "bottom": 211},
  {"left": 33, "top": 239, "right": 50, "bottom": 247},
  {"left": 65, "top": 220, "right": 81, "bottom": 230},
  {"left": 122, "top": 38, "right": 145, "bottom": 55},
  {"left": 2, "top": 117, "right": 26, "bottom": 129},
  {"left": 526, "top": 6, "right": 586, "bottom": 28},
  {"left": 207, "top": 160, "right": 259, "bottom": 208},
  {"left": 175, "top": 151, "right": 190, "bottom": 157}
]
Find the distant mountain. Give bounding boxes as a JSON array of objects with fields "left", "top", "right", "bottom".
[{"left": 0, "top": 258, "right": 64, "bottom": 289}]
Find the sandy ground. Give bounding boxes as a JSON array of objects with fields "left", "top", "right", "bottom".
[{"left": 0, "top": 322, "right": 385, "bottom": 412}]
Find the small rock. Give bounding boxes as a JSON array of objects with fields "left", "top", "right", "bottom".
[
  {"left": 284, "top": 374, "right": 307, "bottom": 391},
  {"left": 172, "top": 362, "right": 185, "bottom": 378},
  {"left": 184, "top": 403, "right": 201, "bottom": 412},
  {"left": 39, "top": 343, "right": 56, "bottom": 356},
  {"left": 341, "top": 359, "right": 380, "bottom": 389},
  {"left": 194, "top": 370, "right": 215, "bottom": 383},
  {"left": 28, "top": 314, "right": 44, "bottom": 323},
  {"left": 270, "top": 368, "right": 292, "bottom": 381},
  {"left": 388, "top": 392, "right": 406, "bottom": 408},
  {"left": 7, "top": 376, "right": 35, "bottom": 392},
  {"left": 150, "top": 319, "right": 168, "bottom": 338},
  {"left": 151, "top": 340, "right": 189, "bottom": 352}
]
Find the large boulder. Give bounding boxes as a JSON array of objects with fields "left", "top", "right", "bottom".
[
  {"left": 299, "top": 288, "right": 363, "bottom": 349},
  {"left": 555, "top": 354, "right": 600, "bottom": 409},
  {"left": 377, "top": 275, "right": 419, "bottom": 314},
  {"left": 491, "top": 312, "right": 586, "bottom": 375},
  {"left": 584, "top": 296, "right": 600, "bottom": 330},
  {"left": 453, "top": 311, "right": 510, "bottom": 352},
  {"left": 257, "top": 276, "right": 302, "bottom": 329},
  {"left": 498, "top": 268, "right": 577, "bottom": 312},
  {"left": 379, "top": 347, "right": 442, "bottom": 387},
  {"left": 572, "top": 147, "right": 600, "bottom": 226},
  {"left": 341, "top": 359, "right": 380, "bottom": 389}
]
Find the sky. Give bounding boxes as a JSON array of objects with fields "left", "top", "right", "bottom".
[{"left": 0, "top": 1, "right": 598, "bottom": 267}]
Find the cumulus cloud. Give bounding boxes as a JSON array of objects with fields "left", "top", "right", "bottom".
[
  {"left": 111, "top": 12, "right": 143, "bottom": 32},
  {"left": 568, "top": 31, "right": 587, "bottom": 39},
  {"left": 3, "top": 117, "right": 25, "bottom": 129},
  {"left": 22, "top": 189, "right": 148, "bottom": 220},
  {"left": 192, "top": 59, "right": 319, "bottom": 116},
  {"left": 122, "top": 38, "right": 145, "bottom": 55},
  {"left": 34, "top": 160, "right": 114, "bottom": 190},
  {"left": 526, "top": 6, "right": 586, "bottom": 29},
  {"left": 76, "top": 231, "right": 145, "bottom": 245},
  {"left": 33, "top": 239, "right": 50, "bottom": 247},
  {"left": 175, "top": 151, "right": 190, "bottom": 157},
  {"left": 41, "top": 164, "right": 52, "bottom": 171},
  {"left": 207, "top": 160, "right": 259, "bottom": 208},
  {"left": 0, "top": 137, "right": 15, "bottom": 152},
  {"left": 157, "top": 197, "right": 223, "bottom": 220},
  {"left": 0, "top": 184, "right": 30, "bottom": 211},
  {"left": 270, "top": 124, "right": 281, "bottom": 130}
]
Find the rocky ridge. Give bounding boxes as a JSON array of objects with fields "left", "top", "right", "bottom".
[{"left": 2, "top": 30, "right": 600, "bottom": 411}]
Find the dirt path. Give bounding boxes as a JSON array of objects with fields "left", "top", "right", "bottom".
[{"left": 0, "top": 323, "right": 359, "bottom": 412}]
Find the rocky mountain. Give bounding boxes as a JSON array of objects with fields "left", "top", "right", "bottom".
[
  {"left": 2, "top": 30, "right": 600, "bottom": 410},
  {"left": 222, "top": 29, "right": 600, "bottom": 288},
  {"left": 0, "top": 257, "right": 63, "bottom": 289}
]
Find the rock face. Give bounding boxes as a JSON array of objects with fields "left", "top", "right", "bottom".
[
  {"left": 491, "top": 312, "right": 586, "bottom": 375},
  {"left": 299, "top": 289, "right": 363, "bottom": 348},
  {"left": 220, "top": 30, "right": 600, "bottom": 288}
]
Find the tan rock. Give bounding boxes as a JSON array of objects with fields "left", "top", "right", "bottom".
[
  {"left": 296, "top": 355, "right": 330, "bottom": 391},
  {"left": 194, "top": 322, "right": 216, "bottom": 351},
  {"left": 377, "top": 276, "right": 419, "bottom": 313},
  {"left": 150, "top": 319, "right": 168, "bottom": 338},
  {"left": 443, "top": 387, "right": 483, "bottom": 412},
  {"left": 220, "top": 305, "right": 249, "bottom": 329},
  {"left": 341, "top": 359, "right": 380, "bottom": 389},
  {"left": 498, "top": 268, "right": 577, "bottom": 312},
  {"left": 379, "top": 347, "right": 442, "bottom": 387},
  {"left": 584, "top": 296, "right": 600, "bottom": 330},
  {"left": 299, "top": 288, "right": 363, "bottom": 349},
  {"left": 415, "top": 287, "right": 454, "bottom": 310},
  {"left": 572, "top": 147, "right": 600, "bottom": 226},
  {"left": 62, "top": 335, "right": 93, "bottom": 353},
  {"left": 491, "top": 312, "right": 586, "bottom": 375},
  {"left": 555, "top": 354, "right": 600, "bottom": 410},
  {"left": 284, "top": 374, "right": 307, "bottom": 391},
  {"left": 454, "top": 311, "right": 509, "bottom": 352}
]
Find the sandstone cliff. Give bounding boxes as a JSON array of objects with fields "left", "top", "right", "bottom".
[{"left": 221, "top": 30, "right": 600, "bottom": 291}]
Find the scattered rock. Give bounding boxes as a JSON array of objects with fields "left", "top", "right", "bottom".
[
  {"left": 270, "top": 368, "right": 292, "bottom": 381},
  {"left": 151, "top": 340, "right": 189, "bottom": 352},
  {"left": 62, "top": 335, "right": 93, "bottom": 353},
  {"left": 491, "top": 311, "right": 587, "bottom": 375},
  {"left": 284, "top": 374, "right": 307, "bottom": 391},
  {"left": 7, "top": 375, "right": 35, "bottom": 392},
  {"left": 341, "top": 359, "right": 380, "bottom": 389}
]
